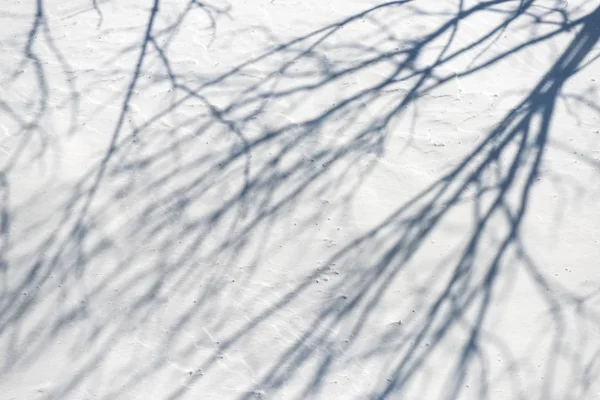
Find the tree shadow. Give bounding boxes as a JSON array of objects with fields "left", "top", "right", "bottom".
[{"left": 1, "top": 0, "right": 599, "bottom": 399}]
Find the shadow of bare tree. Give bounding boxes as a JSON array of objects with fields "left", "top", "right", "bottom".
[{"left": 1, "top": 0, "right": 600, "bottom": 399}]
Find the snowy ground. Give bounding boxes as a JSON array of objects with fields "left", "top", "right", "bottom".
[{"left": 1, "top": 0, "right": 600, "bottom": 399}]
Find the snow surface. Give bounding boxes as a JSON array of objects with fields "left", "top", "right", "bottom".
[{"left": 1, "top": 0, "right": 600, "bottom": 399}]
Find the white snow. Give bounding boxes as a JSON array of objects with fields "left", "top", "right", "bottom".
[{"left": 1, "top": 0, "right": 599, "bottom": 399}]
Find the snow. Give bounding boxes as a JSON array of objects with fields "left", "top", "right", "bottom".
[{"left": 1, "top": 0, "right": 600, "bottom": 398}]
